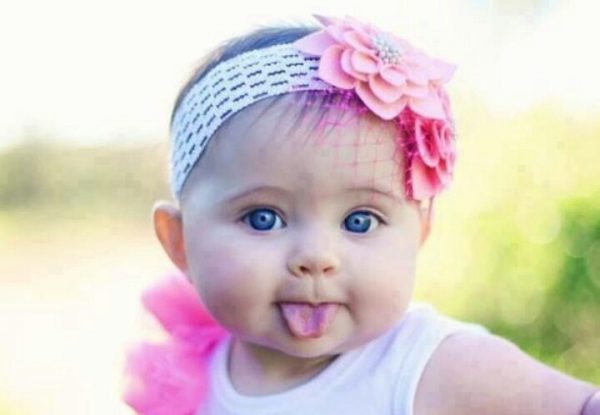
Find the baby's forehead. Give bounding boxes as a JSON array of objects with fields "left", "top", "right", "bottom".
[
  {"left": 182, "top": 104, "right": 403, "bottom": 205},
  {"left": 214, "top": 94, "right": 400, "bottom": 152}
]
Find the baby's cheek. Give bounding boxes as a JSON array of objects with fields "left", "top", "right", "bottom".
[
  {"left": 192, "top": 244, "right": 274, "bottom": 330},
  {"left": 204, "top": 282, "right": 255, "bottom": 330},
  {"left": 350, "top": 247, "right": 417, "bottom": 324},
  {"left": 357, "top": 272, "right": 413, "bottom": 318}
]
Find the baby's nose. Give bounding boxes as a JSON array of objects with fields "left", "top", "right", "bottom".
[
  {"left": 288, "top": 253, "right": 341, "bottom": 278},
  {"left": 286, "top": 229, "right": 341, "bottom": 278}
]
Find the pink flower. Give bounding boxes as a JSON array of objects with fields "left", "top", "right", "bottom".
[
  {"left": 411, "top": 117, "right": 456, "bottom": 200},
  {"left": 294, "top": 15, "right": 456, "bottom": 120},
  {"left": 398, "top": 89, "right": 456, "bottom": 200}
]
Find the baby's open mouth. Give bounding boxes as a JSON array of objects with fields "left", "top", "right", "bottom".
[{"left": 278, "top": 302, "right": 340, "bottom": 339}]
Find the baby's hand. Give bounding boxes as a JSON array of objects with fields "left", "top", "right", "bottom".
[{"left": 415, "top": 332, "right": 599, "bottom": 415}]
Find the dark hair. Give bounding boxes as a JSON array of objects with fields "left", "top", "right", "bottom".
[{"left": 169, "top": 26, "right": 318, "bottom": 127}]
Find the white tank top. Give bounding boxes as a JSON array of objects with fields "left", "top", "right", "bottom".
[{"left": 199, "top": 303, "right": 488, "bottom": 415}]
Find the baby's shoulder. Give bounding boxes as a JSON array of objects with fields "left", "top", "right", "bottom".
[{"left": 413, "top": 331, "right": 596, "bottom": 415}]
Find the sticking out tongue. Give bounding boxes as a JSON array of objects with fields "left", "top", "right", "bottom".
[{"left": 279, "top": 303, "right": 339, "bottom": 339}]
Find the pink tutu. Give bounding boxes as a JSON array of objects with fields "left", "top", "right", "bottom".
[{"left": 123, "top": 272, "right": 227, "bottom": 415}]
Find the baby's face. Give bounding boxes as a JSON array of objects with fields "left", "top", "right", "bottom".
[{"left": 177, "top": 98, "right": 425, "bottom": 359}]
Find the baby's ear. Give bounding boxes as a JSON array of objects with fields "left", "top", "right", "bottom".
[{"left": 152, "top": 201, "right": 189, "bottom": 275}]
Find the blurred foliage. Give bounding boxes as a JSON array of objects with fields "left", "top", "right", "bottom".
[
  {"left": 415, "top": 99, "right": 600, "bottom": 385},
  {"left": 0, "top": 137, "right": 170, "bottom": 229},
  {"left": 463, "top": 194, "right": 600, "bottom": 384}
]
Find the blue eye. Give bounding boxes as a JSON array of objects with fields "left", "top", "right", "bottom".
[
  {"left": 343, "top": 211, "right": 381, "bottom": 234},
  {"left": 243, "top": 208, "right": 285, "bottom": 231}
]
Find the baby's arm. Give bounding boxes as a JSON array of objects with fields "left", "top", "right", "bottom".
[{"left": 414, "top": 332, "right": 599, "bottom": 415}]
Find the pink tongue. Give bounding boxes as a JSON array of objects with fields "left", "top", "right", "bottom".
[{"left": 280, "top": 303, "right": 339, "bottom": 339}]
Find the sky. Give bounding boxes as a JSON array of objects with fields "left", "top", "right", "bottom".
[{"left": 0, "top": 0, "right": 598, "bottom": 150}]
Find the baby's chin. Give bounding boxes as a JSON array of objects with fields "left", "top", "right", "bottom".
[{"left": 237, "top": 335, "right": 349, "bottom": 363}]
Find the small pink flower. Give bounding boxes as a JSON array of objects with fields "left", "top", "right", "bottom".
[
  {"left": 398, "top": 89, "right": 456, "bottom": 201},
  {"left": 411, "top": 117, "right": 456, "bottom": 200},
  {"left": 294, "top": 15, "right": 456, "bottom": 120}
]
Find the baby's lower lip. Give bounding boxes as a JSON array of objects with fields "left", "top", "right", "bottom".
[{"left": 278, "top": 302, "right": 340, "bottom": 339}]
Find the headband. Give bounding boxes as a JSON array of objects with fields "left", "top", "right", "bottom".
[{"left": 170, "top": 15, "right": 457, "bottom": 201}]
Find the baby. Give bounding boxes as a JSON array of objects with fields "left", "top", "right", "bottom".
[{"left": 124, "top": 15, "right": 600, "bottom": 415}]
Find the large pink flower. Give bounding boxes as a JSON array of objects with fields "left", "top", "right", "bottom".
[{"left": 294, "top": 15, "right": 456, "bottom": 120}]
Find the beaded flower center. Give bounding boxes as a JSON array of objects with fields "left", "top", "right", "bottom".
[{"left": 372, "top": 34, "right": 403, "bottom": 65}]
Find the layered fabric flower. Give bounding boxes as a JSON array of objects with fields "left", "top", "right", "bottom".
[
  {"left": 294, "top": 15, "right": 457, "bottom": 200},
  {"left": 397, "top": 89, "right": 456, "bottom": 200},
  {"left": 123, "top": 273, "right": 227, "bottom": 415},
  {"left": 294, "top": 15, "right": 456, "bottom": 121}
]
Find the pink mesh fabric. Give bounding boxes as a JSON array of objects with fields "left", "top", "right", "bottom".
[{"left": 273, "top": 88, "right": 456, "bottom": 204}]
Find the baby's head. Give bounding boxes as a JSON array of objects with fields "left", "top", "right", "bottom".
[{"left": 153, "top": 16, "right": 456, "bottom": 359}]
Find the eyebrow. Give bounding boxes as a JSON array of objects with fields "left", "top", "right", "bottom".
[
  {"left": 220, "top": 185, "right": 404, "bottom": 205},
  {"left": 220, "top": 185, "right": 290, "bottom": 205},
  {"left": 344, "top": 186, "right": 405, "bottom": 204}
]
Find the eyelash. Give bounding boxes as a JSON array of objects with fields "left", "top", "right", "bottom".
[
  {"left": 239, "top": 206, "right": 387, "bottom": 233},
  {"left": 240, "top": 206, "right": 286, "bottom": 232}
]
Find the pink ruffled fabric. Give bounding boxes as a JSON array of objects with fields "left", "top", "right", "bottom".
[
  {"left": 294, "top": 15, "right": 455, "bottom": 121},
  {"left": 397, "top": 88, "right": 456, "bottom": 201},
  {"left": 295, "top": 15, "right": 458, "bottom": 201},
  {"left": 123, "top": 272, "right": 227, "bottom": 415}
]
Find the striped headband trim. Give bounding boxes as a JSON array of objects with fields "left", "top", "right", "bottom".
[{"left": 170, "top": 44, "right": 331, "bottom": 198}]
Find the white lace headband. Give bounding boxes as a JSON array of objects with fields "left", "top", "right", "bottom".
[
  {"left": 170, "top": 44, "right": 331, "bottom": 198},
  {"left": 169, "top": 15, "right": 457, "bottom": 201}
]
